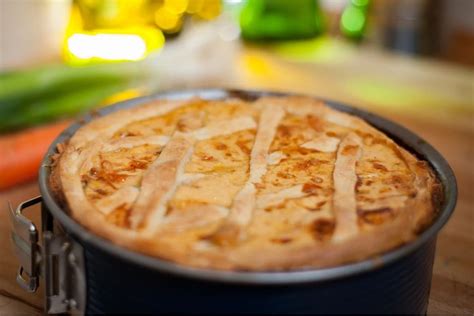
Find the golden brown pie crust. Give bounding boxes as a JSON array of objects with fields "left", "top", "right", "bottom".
[{"left": 51, "top": 96, "right": 441, "bottom": 271}]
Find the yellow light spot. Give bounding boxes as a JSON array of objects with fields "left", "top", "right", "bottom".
[
  {"left": 64, "top": 27, "right": 164, "bottom": 64},
  {"left": 197, "top": 0, "right": 221, "bottom": 20},
  {"left": 164, "top": 0, "right": 188, "bottom": 14},
  {"left": 186, "top": 0, "right": 204, "bottom": 13},
  {"left": 242, "top": 53, "right": 273, "bottom": 77},
  {"left": 101, "top": 88, "right": 144, "bottom": 107},
  {"left": 271, "top": 36, "right": 352, "bottom": 64},
  {"left": 67, "top": 33, "right": 147, "bottom": 60},
  {"left": 155, "top": 6, "right": 182, "bottom": 30}
]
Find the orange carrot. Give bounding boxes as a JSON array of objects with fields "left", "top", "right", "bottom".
[{"left": 0, "top": 120, "right": 71, "bottom": 190}]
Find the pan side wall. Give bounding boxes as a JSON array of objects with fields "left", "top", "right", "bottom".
[{"left": 83, "top": 238, "right": 436, "bottom": 314}]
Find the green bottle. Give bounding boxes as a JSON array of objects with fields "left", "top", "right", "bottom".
[
  {"left": 340, "top": 0, "right": 370, "bottom": 40},
  {"left": 240, "top": 0, "right": 324, "bottom": 41}
]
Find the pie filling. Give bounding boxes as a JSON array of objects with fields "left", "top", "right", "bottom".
[{"left": 52, "top": 96, "right": 441, "bottom": 270}]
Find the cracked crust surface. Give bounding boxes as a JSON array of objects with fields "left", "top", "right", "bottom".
[{"left": 51, "top": 96, "right": 441, "bottom": 271}]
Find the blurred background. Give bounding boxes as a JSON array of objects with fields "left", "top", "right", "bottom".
[
  {"left": 0, "top": 2, "right": 473, "bottom": 314},
  {"left": 0, "top": 0, "right": 473, "bottom": 189}
]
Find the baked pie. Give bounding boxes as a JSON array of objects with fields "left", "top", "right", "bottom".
[{"left": 51, "top": 96, "right": 441, "bottom": 270}]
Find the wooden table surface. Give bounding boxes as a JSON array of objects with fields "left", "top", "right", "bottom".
[{"left": 0, "top": 37, "right": 473, "bottom": 314}]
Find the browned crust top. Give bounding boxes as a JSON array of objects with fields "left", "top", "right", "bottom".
[{"left": 52, "top": 96, "right": 440, "bottom": 271}]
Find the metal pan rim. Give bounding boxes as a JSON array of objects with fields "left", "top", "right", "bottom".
[{"left": 38, "top": 88, "right": 457, "bottom": 285}]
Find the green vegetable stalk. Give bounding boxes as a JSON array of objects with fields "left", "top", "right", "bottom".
[
  {"left": 0, "top": 62, "right": 148, "bottom": 133},
  {"left": 0, "top": 82, "right": 128, "bottom": 132}
]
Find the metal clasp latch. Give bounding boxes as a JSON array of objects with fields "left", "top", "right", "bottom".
[
  {"left": 9, "top": 196, "right": 86, "bottom": 315},
  {"left": 43, "top": 232, "right": 86, "bottom": 314},
  {"left": 9, "top": 196, "right": 43, "bottom": 292}
]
